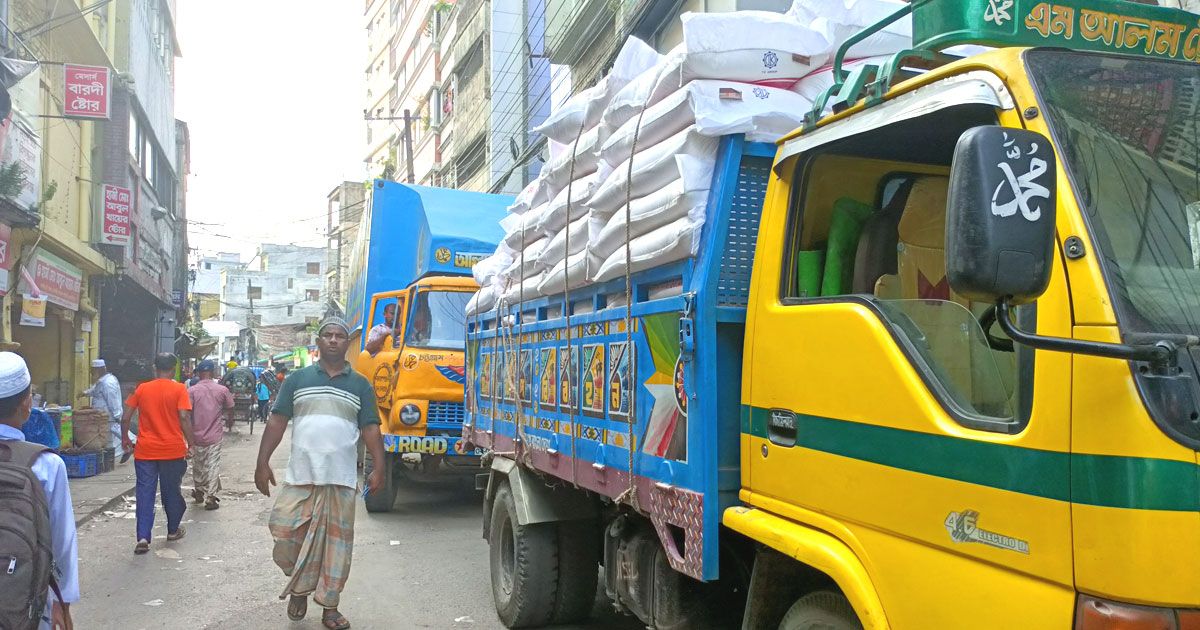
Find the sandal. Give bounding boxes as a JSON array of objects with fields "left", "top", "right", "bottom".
[
  {"left": 134, "top": 540, "right": 149, "bottom": 554},
  {"left": 321, "top": 609, "right": 350, "bottom": 630},
  {"left": 166, "top": 526, "right": 186, "bottom": 541},
  {"left": 286, "top": 595, "right": 307, "bottom": 621}
]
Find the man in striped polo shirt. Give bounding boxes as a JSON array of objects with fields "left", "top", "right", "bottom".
[{"left": 254, "top": 316, "right": 386, "bottom": 630}]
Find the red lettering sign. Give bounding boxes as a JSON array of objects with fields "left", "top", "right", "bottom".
[
  {"left": 63, "top": 64, "right": 110, "bottom": 120},
  {"left": 101, "top": 184, "right": 131, "bottom": 246}
]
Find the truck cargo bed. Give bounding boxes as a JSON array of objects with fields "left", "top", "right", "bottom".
[{"left": 464, "top": 136, "right": 773, "bottom": 581}]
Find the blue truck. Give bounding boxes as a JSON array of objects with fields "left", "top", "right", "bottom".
[{"left": 347, "top": 180, "right": 510, "bottom": 511}]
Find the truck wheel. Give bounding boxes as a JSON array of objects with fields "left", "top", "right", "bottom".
[
  {"left": 489, "top": 483, "right": 558, "bottom": 628},
  {"left": 779, "top": 591, "right": 862, "bottom": 630},
  {"left": 551, "top": 520, "right": 599, "bottom": 624},
  {"left": 363, "top": 452, "right": 396, "bottom": 513}
]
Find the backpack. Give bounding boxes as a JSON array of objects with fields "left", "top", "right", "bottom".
[{"left": 0, "top": 440, "right": 57, "bottom": 630}]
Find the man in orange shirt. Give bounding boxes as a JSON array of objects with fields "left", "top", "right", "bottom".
[{"left": 121, "top": 353, "right": 195, "bottom": 554}]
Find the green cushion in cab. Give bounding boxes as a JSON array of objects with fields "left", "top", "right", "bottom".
[{"left": 820, "top": 197, "right": 873, "bottom": 296}]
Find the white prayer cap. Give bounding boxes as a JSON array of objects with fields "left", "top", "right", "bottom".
[
  {"left": 91, "top": 359, "right": 106, "bottom": 368},
  {"left": 0, "top": 352, "right": 31, "bottom": 398}
]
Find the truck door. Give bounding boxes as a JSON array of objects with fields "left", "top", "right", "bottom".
[
  {"left": 355, "top": 290, "right": 408, "bottom": 423},
  {"left": 743, "top": 100, "right": 1076, "bottom": 627}
]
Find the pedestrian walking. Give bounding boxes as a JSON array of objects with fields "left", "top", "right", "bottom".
[
  {"left": 187, "top": 360, "right": 233, "bottom": 510},
  {"left": 120, "top": 353, "right": 195, "bottom": 555},
  {"left": 255, "top": 317, "right": 385, "bottom": 630},
  {"left": 81, "top": 359, "right": 127, "bottom": 462},
  {"left": 256, "top": 379, "right": 271, "bottom": 422},
  {"left": 0, "top": 352, "right": 79, "bottom": 630}
]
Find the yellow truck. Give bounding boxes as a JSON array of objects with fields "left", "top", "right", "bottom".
[
  {"left": 463, "top": 0, "right": 1200, "bottom": 627},
  {"left": 345, "top": 181, "right": 509, "bottom": 511}
]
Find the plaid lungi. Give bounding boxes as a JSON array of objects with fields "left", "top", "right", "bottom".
[
  {"left": 268, "top": 484, "right": 357, "bottom": 607},
  {"left": 190, "top": 443, "right": 222, "bottom": 501}
]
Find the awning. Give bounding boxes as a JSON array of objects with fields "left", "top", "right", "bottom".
[{"left": 774, "top": 71, "right": 1015, "bottom": 174}]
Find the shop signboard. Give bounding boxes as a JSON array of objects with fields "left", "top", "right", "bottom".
[
  {"left": 19, "top": 294, "right": 45, "bottom": 327},
  {"left": 101, "top": 184, "right": 131, "bottom": 246},
  {"left": 0, "top": 114, "right": 42, "bottom": 212},
  {"left": 19, "top": 249, "right": 83, "bottom": 311},
  {"left": 63, "top": 64, "right": 110, "bottom": 120}
]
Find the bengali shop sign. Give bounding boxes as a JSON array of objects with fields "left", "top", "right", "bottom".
[
  {"left": 63, "top": 64, "right": 110, "bottom": 120},
  {"left": 20, "top": 249, "right": 83, "bottom": 311},
  {"left": 101, "top": 184, "right": 131, "bottom": 246}
]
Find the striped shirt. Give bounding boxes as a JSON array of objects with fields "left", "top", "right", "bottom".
[{"left": 272, "top": 363, "right": 379, "bottom": 489}]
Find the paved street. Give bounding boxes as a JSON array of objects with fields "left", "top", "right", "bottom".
[{"left": 68, "top": 428, "right": 638, "bottom": 629}]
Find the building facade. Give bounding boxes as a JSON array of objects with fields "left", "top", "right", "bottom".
[
  {"left": 324, "top": 180, "right": 365, "bottom": 312},
  {"left": 218, "top": 244, "right": 325, "bottom": 364},
  {"left": 191, "top": 251, "right": 241, "bottom": 321}
]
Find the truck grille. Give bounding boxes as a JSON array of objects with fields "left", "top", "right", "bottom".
[{"left": 428, "top": 401, "right": 465, "bottom": 424}]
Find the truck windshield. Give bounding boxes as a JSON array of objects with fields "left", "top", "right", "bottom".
[
  {"left": 405, "top": 290, "right": 471, "bottom": 350},
  {"left": 1029, "top": 50, "right": 1200, "bottom": 447},
  {"left": 1028, "top": 50, "right": 1200, "bottom": 339}
]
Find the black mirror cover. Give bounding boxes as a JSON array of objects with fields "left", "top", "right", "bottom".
[{"left": 946, "top": 126, "right": 1056, "bottom": 305}]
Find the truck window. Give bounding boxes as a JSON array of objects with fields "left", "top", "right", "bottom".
[
  {"left": 406, "top": 290, "right": 472, "bottom": 350},
  {"left": 782, "top": 105, "right": 1033, "bottom": 432}
]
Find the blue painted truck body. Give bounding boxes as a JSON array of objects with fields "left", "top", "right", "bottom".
[{"left": 463, "top": 136, "right": 774, "bottom": 581}]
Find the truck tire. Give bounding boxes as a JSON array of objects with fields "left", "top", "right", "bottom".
[
  {"left": 779, "top": 591, "right": 862, "bottom": 630},
  {"left": 363, "top": 451, "right": 396, "bottom": 513},
  {"left": 489, "top": 483, "right": 558, "bottom": 628},
  {"left": 551, "top": 520, "right": 599, "bottom": 625}
]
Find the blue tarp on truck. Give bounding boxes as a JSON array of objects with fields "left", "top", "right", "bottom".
[{"left": 344, "top": 181, "right": 511, "bottom": 337}]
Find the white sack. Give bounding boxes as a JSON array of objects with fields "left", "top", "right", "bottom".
[
  {"left": 507, "top": 179, "right": 549, "bottom": 215},
  {"left": 602, "top": 80, "right": 812, "bottom": 165},
  {"left": 788, "top": 0, "right": 911, "bottom": 59},
  {"left": 601, "top": 49, "right": 684, "bottom": 140},
  {"left": 590, "top": 126, "right": 718, "bottom": 215},
  {"left": 540, "top": 126, "right": 602, "bottom": 198},
  {"left": 591, "top": 216, "right": 701, "bottom": 283},
  {"left": 538, "top": 215, "right": 589, "bottom": 269},
  {"left": 472, "top": 251, "right": 513, "bottom": 286},
  {"left": 648, "top": 12, "right": 832, "bottom": 101},
  {"left": 537, "top": 250, "right": 596, "bottom": 295},
  {"left": 501, "top": 272, "right": 544, "bottom": 305},
  {"left": 533, "top": 167, "right": 607, "bottom": 235},
  {"left": 502, "top": 237, "right": 550, "bottom": 280},
  {"left": 502, "top": 203, "right": 549, "bottom": 249},
  {"left": 466, "top": 283, "right": 498, "bottom": 316},
  {"left": 536, "top": 37, "right": 661, "bottom": 144},
  {"left": 591, "top": 186, "right": 710, "bottom": 261}
]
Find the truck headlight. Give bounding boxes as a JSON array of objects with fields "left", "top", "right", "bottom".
[{"left": 399, "top": 404, "right": 421, "bottom": 425}]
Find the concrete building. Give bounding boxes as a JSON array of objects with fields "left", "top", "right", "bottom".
[
  {"left": 324, "top": 181, "right": 365, "bottom": 312},
  {"left": 363, "top": 0, "right": 547, "bottom": 194},
  {"left": 0, "top": 2, "right": 118, "bottom": 403},
  {"left": 218, "top": 244, "right": 325, "bottom": 365},
  {"left": 191, "top": 251, "right": 241, "bottom": 320}
]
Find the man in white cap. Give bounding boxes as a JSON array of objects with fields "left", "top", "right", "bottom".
[
  {"left": 0, "top": 352, "right": 79, "bottom": 629},
  {"left": 255, "top": 316, "right": 385, "bottom": 630},
  {"left": 81, "top": 358, "right": 126, "bottom": 462}
]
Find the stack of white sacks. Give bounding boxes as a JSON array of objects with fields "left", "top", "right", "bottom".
[{"left": 467, "top": 0, "right": 916, "bottom": 316}]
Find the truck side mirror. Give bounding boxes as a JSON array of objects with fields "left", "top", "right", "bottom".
[{"left": 945, "top": 126, "right": 1057, "bottom": 306}]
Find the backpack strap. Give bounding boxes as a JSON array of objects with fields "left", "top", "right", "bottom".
[{"left": 0, "top": 439, "right": 51, "bottom": 468}]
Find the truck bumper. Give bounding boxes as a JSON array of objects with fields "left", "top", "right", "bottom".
[{"left": 382, "top": 433, "right": 484, "bottom": 458}]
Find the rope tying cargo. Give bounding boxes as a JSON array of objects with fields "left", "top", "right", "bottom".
[{"left": 564, "top": 121, "right": 586, "bottom": 489}]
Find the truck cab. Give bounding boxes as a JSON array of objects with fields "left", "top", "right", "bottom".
[{"left": 466, "top": 0, "right": 1200, "bottom": 628}]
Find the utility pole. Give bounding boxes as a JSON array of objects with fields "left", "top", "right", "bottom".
[
  {"left": 246, "top": 278, "right": 256, "bottom": 366},
  {"left": 402, "top": 108, "right": 415, "bottom": 184}
]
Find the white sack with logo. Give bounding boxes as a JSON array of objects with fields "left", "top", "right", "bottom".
[
  {"left": 536, "top": 37, "right": 661, "bottom": 144},
  {"left": 788, "top": 0, "right": 911, "bottom": 59},
  {"left": 648, "top": 11, "right": 832, "bottom": 102},
  {"left": 591, "top": 216, "right": 702, "bottom": 283},
  {"left": 601, "top": 80, "right": 812, "bottom": 166},
  {"left": 532, "top": 167, "right": 607, "bottom": 236},
  {"left": 591, "top": 185, "right": 710, "bottom": 261},
  {"left": 590, "top": 126, "right": 717, "bottom": 215},
  {"left": 538, "top": 215, "right": 589, "bottom": 269},
  {"left": 537, "top": 250, "right": 597, "bottom": 295}
]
